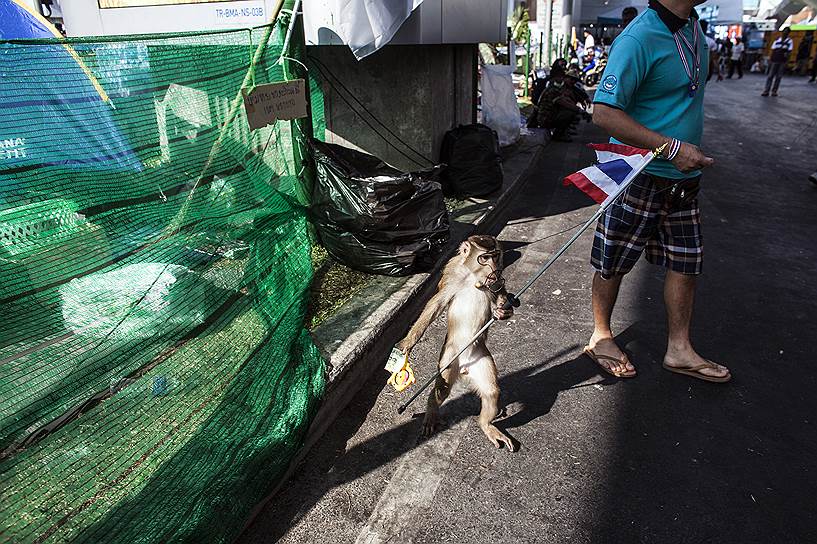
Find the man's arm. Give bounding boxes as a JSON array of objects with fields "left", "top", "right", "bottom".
[{"left": 593, "top": 104, "right": 714, "bottom": 173}]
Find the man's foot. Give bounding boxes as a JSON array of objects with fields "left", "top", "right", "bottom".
[
  {"left": 761, "top": 91, "right": 769, "bottom": 96},
  {"left": 663, "top": 346, "right": 731, "bottom": 383},
  {"left": 771, "top": 91, "right": 779, "bottom": 96},
  {"left": 584, "top": 336, "right": 636, "bottom": 377},
  {"left": 809, "top": 172, "right": 817, "bottom": 185}
]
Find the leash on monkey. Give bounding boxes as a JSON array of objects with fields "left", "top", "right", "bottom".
[{"left": 392, "top": 143, "right": 669, "bottom": 415}]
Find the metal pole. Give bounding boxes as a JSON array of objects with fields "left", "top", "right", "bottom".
[
  {"left": 279, "top": 0, "right": 301, "bottom": 58},
  {"left": 397, "top": 145, "right": 666, "bottom": 415},
  {"left": 524, "top": 29, "right": 531, "bottom": 96},
  {"left": 507, "top": 26, "right": 513, "bottom": 67},
  {"left": 281, "top": 0, "right": 316, "bottom": 207},
  {"left": 397, "top": 318, "right": 496, "bottom": 415}
]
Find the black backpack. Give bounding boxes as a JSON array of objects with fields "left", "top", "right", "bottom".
[{"left": 439, "top": 124, "right": 503, "bottom": 198}]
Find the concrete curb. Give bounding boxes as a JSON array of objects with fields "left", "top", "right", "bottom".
[{"left": 238, "top": 130, "right": 549, "bottom": 537}]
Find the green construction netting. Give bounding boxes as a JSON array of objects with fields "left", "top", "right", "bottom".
[{"left": 0, "top": 18, "right": 326, "bottom": 544}]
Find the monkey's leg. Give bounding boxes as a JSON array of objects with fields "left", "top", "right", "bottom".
[
  {"left": 423, "top": 346, "right": 459, "bottom": 437},
  {"left": 469, "top": 350, "right": 516, "bottom": 452}
]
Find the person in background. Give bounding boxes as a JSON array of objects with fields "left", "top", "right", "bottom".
[
  {"left": 718, "top": 38, "right": 731, "bottom": 80},
  {"left": 763, "top": 27, "right": 793, "bottom": 97},
  {"left": 701, "top": 20, "right": 721, "bottom": 82},
  {"left": 810, "top": 57, "right": 817, "bottom": 83},
  {"left": 621, "top": 6, "right": 639, "bottom": 28},
  {"left": 536, "top": 67, "right": 590, "bottom": 142},
  {"left": 796, "top": 30, "right": 814, "bottom": 75},
  {"left": 727, "top": 36, "right": 744, "bottom": 79},
  {"left": 527, "top": 58, "right": 569, "bottom": 127},
  {"left": 584, "top": 30, "right": 596, "bottom": 51},
  {"left": 548, "top": 57, "right": 569, "bottom": 82}
]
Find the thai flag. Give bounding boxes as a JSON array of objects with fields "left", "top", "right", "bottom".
[{"left": 563, "top": 144, "right": 653, "bottom": 204}]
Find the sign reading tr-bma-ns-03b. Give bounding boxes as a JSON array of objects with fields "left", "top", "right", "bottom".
[{"left": 99, "top": 0, "right": 237, "bottom": 7}]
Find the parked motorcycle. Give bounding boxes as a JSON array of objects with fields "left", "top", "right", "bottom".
[{"left": 582, "top": 54, "right": 607, "bottom": 87}]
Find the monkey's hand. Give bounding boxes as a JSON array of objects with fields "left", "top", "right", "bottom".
[
  {"left": 395, "top": 338, "right": 413, "bottom": 354},
  {"left": 493, "top": 294, "right": 514, "bottom": 320}
]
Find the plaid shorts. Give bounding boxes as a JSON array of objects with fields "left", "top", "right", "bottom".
[{"left": 591, "top": 172, "right": 703, "bottom": 279}]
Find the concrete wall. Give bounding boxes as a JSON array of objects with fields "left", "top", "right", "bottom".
[
  {"left": 305, "top": 0, "right": 508, "bottom": 46},
  {"left": 310, "top": 44, "right": 477, "bottom": 172}
]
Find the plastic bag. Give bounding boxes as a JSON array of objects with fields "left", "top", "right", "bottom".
[
  {"left": 311, "top": 141, "right": 450, "bottom": 276},
  {"left": 481, "top": 64, "right": 521, "bottom": 146}
]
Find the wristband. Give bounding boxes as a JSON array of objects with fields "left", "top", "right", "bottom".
[{"left": 665, "top": 138, "right": 681, "bottom": 161}]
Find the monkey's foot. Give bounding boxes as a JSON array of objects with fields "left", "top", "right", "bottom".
[
  {"left": 483, "top": 424, "right": 516, "bottom": 452},
  {"left": 422, "top": 412, "right": 441, "bottom": 437}
]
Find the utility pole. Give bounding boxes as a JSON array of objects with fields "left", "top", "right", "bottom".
[
  {"left": 561, "top": 0, "right": 572, "bottom": 55},
  {"left": 572, "top": 0, "right": 582, "bottom": 39},
  {"left": 544, "top": 0, "right": 553, "bottom": 65}
]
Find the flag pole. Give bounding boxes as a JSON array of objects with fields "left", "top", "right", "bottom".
[
  {"left": 509, "top": 142, "right": 667, "bottom": 302},
  {"left": 397, "top": 143, "right": 667, "bottom": 415}
]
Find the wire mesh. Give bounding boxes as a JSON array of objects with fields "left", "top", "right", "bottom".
[{"left": 0, "top": 19, "right": 325, "bottom": 544}]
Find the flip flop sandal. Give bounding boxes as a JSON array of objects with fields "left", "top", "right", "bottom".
[
  {"left": 583, "top": 347, "right": 637, "bottom": 378},
  {"left": 662, "top": 359, "right": 731, "bottom": 383}
]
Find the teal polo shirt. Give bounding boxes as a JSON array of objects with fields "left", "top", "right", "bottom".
[{"left": 593, "top": 0, "right": 709, "bottom": 179}]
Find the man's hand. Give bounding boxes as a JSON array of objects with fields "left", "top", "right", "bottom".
[
  {"left": 671, "top": 142, "right": 715, "bottom": 173},
  {"left": 593, "top": 104, "right": 715, "bottom": 171}
]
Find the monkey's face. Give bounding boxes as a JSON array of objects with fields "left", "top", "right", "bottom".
[{"left": 461, "top": 237, "right": 505, "bottom": 293}]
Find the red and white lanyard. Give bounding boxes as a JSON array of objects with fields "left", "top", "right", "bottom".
[{"left": 673, "top": 21, "right": 700, "bottom": 98}]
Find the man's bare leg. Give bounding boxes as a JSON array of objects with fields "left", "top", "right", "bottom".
[
  {"left": 663, "top": 270, "right": 730, "bottom": 378},
  {"left": 587, "top": 271, "right": 635, "bottom": 374}
]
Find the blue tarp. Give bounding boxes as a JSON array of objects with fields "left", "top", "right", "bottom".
[{"left": 0, "top": 0, "right": 141, "bottom": 174}]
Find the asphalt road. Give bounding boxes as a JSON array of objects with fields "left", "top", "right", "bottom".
[{"left": 239, "top": 73, "right": 817, "bottom": 544}]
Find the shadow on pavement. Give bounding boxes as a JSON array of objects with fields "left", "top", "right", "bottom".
[{"left": 243, "top": 342, "right": 624, "bottom": 542}]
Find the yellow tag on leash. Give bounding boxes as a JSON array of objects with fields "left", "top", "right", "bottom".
[{"left": 385, "top": 346, "right": 415, "bottom": 392}]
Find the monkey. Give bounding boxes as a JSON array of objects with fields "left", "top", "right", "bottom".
[{"left": 397, "top": 234, "right": 516, "bottom": 451}]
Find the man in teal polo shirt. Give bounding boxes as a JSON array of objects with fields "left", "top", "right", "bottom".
[{"left": 582, "top": 0, "right": 731, "bottom": 382}]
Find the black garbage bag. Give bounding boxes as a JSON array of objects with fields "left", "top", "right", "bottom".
[
  {"left": 439, "top": 124, "right": 503, "bottom": 198},
  {"left": 311, "top": 140, "right": 450, "bottom": 276}
]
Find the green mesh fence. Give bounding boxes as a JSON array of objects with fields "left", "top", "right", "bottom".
[{"left": 0, "top": 18, "right": 326, "bottom": 544}]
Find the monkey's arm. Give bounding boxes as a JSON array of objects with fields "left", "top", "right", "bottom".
[{"left": 397, "top": 288, "right": 452, "bottom": 352}]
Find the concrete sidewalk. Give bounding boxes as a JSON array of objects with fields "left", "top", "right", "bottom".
[{"left": 239, "top": 73, "right": 817, "bottom": 544}]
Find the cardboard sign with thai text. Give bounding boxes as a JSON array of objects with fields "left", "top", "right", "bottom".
[{"left": 242, "top": 79, "right": 307, "bottom": 130}]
